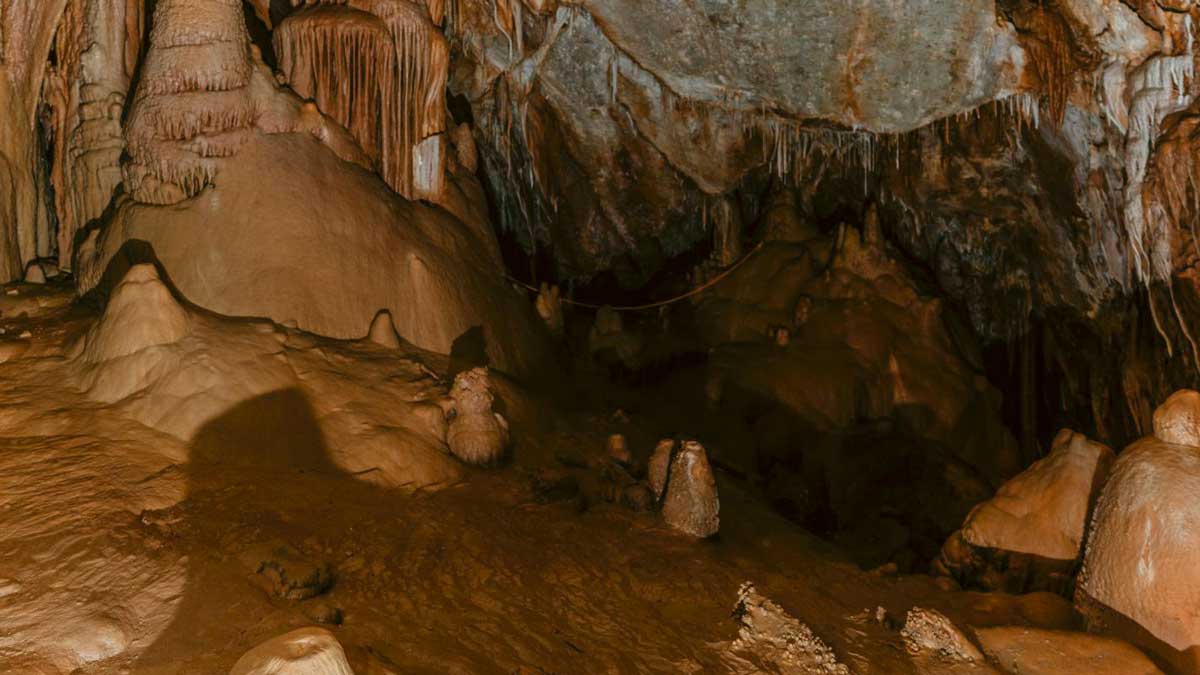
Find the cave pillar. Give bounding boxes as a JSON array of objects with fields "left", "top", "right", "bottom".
[{"left": 0, "top": 0, "right": 70, "bottom": 281}]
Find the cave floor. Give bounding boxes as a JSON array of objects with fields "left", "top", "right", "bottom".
[{"left": 0, "top": 282, "right": 1088, "bottom": 674}]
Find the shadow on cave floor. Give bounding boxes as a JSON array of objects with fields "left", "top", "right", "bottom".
[{"left": 118, "top": 380, "right": 993, "bottom": 674}]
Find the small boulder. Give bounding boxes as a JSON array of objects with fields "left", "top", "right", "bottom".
[
  {"left": 229, "top": 627, "right": 352, "bottom": 675},
  {"left": 24, "top": 262, "right": 45, "bottom": 285},
  {"left": 1152, "top": 389, "right": 1200, "bottom": 447},
  {"left": 661, "top": 440, "right": 719, "bottom": 538}
]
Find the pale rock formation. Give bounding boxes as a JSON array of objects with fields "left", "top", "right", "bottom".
[
  {"left": 121, "top": 0, "right": 369, "bottom": 206},
  {"left": 1152, "top": 389, "right": 1200, "bottom": 446},
  {"left": 77, "top": 263, "right": 190, "bottom": 366},
  {"left": 719, "top": 582, "right": 849, "bottom": 675},
  {"left": 957, "top": 429, "right": 1114, "bottom": 560},
  {"left": 1077, "top": 390, "right": 1200, "bottom": 672},
  {"left": 661, "top": 440, "right": 719, "bottom": 538},
  {"left": 275, "top": 0, "right": 450, "bottom": 201},
  {"left": 900, "top": 607, "right": 983, "bottom": 662},
  {"left": 647, "top": 438, "right": 674, "bottom": 500},
  {"left": 367, "top": 309, "right": 403, "bottom": 349},
  {"left": 229, "top": 627, "right": 353, "bottom": 675},
  {"left": 446, "top": 367, "right": 509, "bottom": 465}
]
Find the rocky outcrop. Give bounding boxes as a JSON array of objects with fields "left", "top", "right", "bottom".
[
  {"left": 936, "top": 429, "right": 1113, "bottom": 592},
  {"left": 1077, "top": 390, "right": 1200, "bottom": 673}
]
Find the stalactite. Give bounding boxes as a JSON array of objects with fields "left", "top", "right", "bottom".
[
  {"left": 275, "top": 7, "right": 394, "bottom": 167},
  {"left": 277, "top": 1, "right": 449, "bottom": 200},
  {"left": 123, "top": 0, "right": 259, "bottom": 204},
  {"left": 39, "top": 0, "right": 137, "bottom": 269}
]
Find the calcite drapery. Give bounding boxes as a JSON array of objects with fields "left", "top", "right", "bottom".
[
  {"left": 275, "top": 0, "right": 450, "bottom": 200},
  {"left": 42, "top": 0, "right": 143, "bottom": 270}
]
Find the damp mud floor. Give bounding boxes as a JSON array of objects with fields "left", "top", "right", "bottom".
[{"left": 0, "top": 282, "right": 1088, "bottom": 674}]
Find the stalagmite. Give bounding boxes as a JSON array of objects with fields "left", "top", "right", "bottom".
[
  {"left": 534, "top": 282, "right": 563, "bottom": 338},
  {"left": 79, "top": 264, "right": 190, "bottom": 363},
  {"left": 445, "top": 367, "right": 510, "bottom": 465},
  {"left": 661, "top": 440, "right": 719, "bottom": 537},
  {"left": 367, "top": 309, "right": 403, "bottom": 349}
]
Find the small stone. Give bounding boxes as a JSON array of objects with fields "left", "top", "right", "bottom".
[
  {"left": 661, "top": 440, "right": 719, "bottom": 537},
  {"left": 241, "top": 543, "right": 333, "bottom": 601},
  {"left": 18, "top": 330, "right": 31, "bottom": 339},
  {"left": 5, "top": 288, "right": 18, "bottom": 296},
  {"left": 901, "top": 607, "right": 983, "bottom": 661}
]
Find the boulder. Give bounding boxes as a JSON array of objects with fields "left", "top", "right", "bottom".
[
  {"left": 936, "top": 429, "right": 1113, "bottom": 592},
  {"left": 1077, "top": 391, "right": 1200, "bottom": 673}
]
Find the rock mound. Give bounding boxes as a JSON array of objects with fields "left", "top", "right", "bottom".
[
  {"left": 80, "top": 263, "right": 190, "bottom": 363},
  {"left": 1077, "top": 390, "right": 1200, "bottom": 673}
]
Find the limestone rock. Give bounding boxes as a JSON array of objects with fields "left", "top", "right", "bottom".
[
  {"left": 1077, "top": 412, "right": 1200, "bottom": 671},
  {"left": 661, "top": 440, "right": 719, "bottom": 538},
  {"left": 723, "top": 582, "right": 849, "bottom": 675},
  {"left": 229, "top": 627, "right": 352, "bottom": 675},
  {"left": 606, "top": 433, "right": 630, "bottom": 465},
  {"left": 23, "top": 262, "right": 44, "bottom": 285},
  {"left": 1152, "top": 389, "right": 1200, "bottom": 447},
  {"left": 960, "top": 429, "right": 1113, "bottom": 560},
  {"left": 936, "top": 428, "right": 1113, "bottom": 592}
]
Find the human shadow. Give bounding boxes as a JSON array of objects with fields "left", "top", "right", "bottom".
[{"left": 132, "top": 388, "right": 350, "bottom": 673}]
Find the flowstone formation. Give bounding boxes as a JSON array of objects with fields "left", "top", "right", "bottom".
[
  {"left": 274, "top": 0, "right": 450, "bottom": 200},
  {"left": 75, "top": 0, "right": 550, "bottom": 377}
]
